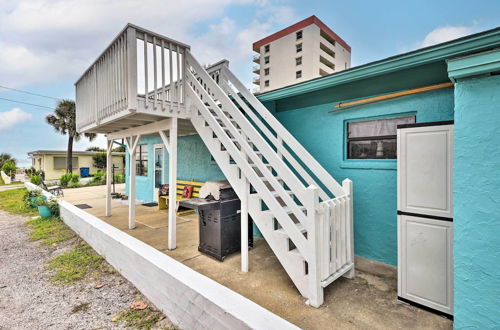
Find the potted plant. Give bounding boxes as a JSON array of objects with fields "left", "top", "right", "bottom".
[
  {"left": 24, "top": 190, "right": 45, "bottom": 207},
  {"left": 35, "top": 196, "right": 52, "bottom": 218}
]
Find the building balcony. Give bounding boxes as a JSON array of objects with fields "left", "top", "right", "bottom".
[
  {"left": 252, "top": 54, "right": 260, "bottom": 64},
  {"left": 252, "top": 76, "right": 260, "bottom": 85},
  {"left": 252, "top": 65, "right": 260, "bottom": 74},
  {"left": 320, "top": 30, "right": 336, "bottom": 49},
  {"left": 75, "top": 24, "right": 191, "bottom": 134}
]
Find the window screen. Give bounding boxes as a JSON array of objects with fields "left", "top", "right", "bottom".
[
  {"left": 136, "top": 145, "right": 148, "bottom": 176},
  {"left": 347, "top": 116, "right": 415, "bottom": 159},
  {"left": 53, "top": 157, "right": 78, "bottom": 169}
]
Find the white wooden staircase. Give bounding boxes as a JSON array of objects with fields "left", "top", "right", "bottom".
[
  {"left": 184, "top": 53, "right": 355, "bottom": 307},
  {"left": 74, "top": 24, "right": 355, "bottom": 308}
]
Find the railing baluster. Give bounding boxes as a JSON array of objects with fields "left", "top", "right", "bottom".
[
  {"left": 176, "top": 45, "right": 180, "bottom": 112},
  {"left": 153, "top": 36, "right": 157, "bottom": 111},
  {"left": 340, "top": 197, "right": 346, "bottom": 266},
  {"left": 161, "top": 39, "right": 165, "bottom": 111},
  {"left": 144, "top": 32, "right": 148, "bottom": 108},
  {"left": 169, "top": 42, "right": 173, "bottom": 111}
]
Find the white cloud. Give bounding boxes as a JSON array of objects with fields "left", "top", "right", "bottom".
[
  {"left": 0, "top": 0, "right": 281, "bottom": 87},
  {"left": 0, "top": 107, "right": 32, "bottom": 132},
  {"left": 418, "top": 25, "right": 476, "bottom": 48}
]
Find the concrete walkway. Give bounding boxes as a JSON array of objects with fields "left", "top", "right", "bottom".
[
  {"left": 0, "top": 184, "right": 25, "bottom": 192},
  {"left": 61, "top": 185, "right": 453, "bottom": 330}
]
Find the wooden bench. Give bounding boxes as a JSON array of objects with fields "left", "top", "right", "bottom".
[{"left": 158, "top": 180, "right": 204, "bottom": 215}]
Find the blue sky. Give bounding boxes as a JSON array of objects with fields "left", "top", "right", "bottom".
[{"left": 1, "top": 0, "right": 499, "bottom": 166}]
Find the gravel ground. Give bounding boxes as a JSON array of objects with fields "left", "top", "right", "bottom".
[{"left": 0, "top": 210, "right": 174, "bottom": 330}]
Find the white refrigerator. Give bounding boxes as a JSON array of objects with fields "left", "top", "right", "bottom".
[{"left": 397, "top": 121, "right": 454, "bottom": 317}]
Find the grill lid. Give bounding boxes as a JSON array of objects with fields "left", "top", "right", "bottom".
[{"left": 199, "top": 180, "right": 232, "bottom": 200}]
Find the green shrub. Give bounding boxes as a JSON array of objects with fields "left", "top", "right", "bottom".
[
  {"left": 92, "top": 152, "right": 107, "bottom": 169},
  {"left": 92, "top": 171, "right": 105, "bottom": 184},
  {"left": 2, "top": 161, "right": 16, "bottom": 177},
  {"left": 114, "top": 173, "right": 125, "bottom": 184},
  {"left": 71, "top": 173, "right": 80, "bottom": 184},
  {"left": 59, "top": 173, "right": 73, "bottom": 187},
  {"left": 68, "top": 181, "right": 81, "bottom": 188},
  {"left": 30, "top": 175, "right": 42, "bottom": 185}
]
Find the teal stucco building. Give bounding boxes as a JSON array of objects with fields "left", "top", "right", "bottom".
[{"left": 125, "top": 27, "right": 500, "bottom": 327}]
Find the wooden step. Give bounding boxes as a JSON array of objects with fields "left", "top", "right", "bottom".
[
  {"left": 262, "top": 205, "right": 306, "bottom": 218},
  {"left": 275, "top": 222, "right": 306, "bottom": 236}
]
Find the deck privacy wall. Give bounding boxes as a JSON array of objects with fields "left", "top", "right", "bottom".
[
  {"left": 268, "top": 88, "right": 454, "bottom": 265},
  {"left": 453, "top": 74, "right": 500, "bottom": 328}
]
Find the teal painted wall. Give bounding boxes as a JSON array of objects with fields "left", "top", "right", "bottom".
[
  {"left": 125, "top": 134, "right": 226, "bottom": 202},
  {"left": 270, "top": 88, "right": 454, "bottom": 265},
  {"left": 453, "top": 74, "right": 500, "bottom": 328}
]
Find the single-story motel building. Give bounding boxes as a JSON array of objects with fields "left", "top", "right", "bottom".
[
  {"left": 28, "top": 150, "right": 125, "bottom": 180},
  {"left": 122, "top": 27, "right": 500, "bottom": 328}
]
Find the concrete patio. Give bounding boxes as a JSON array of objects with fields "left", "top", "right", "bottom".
[{"left": 61, "top": 185, "right": 452, "bottom": 329}]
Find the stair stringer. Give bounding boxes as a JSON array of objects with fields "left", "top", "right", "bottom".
[{"left": 190, "top": 114, "right": 310, "bottom": 298}]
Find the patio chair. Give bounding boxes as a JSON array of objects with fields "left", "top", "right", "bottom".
[{"left": 40, "top": 181, "right": 64, "bottom": 197}]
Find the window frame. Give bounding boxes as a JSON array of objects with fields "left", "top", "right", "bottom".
[
  {"left": 296, "top": 70, "right": 302, "bottom": 79},
  {"left": 53, "top": 156, "right": 78, "bottom": 170},
  {"left": 296, "top": 30, "right": 303, "bottom": 40},
  {"left": 264, "top": 67, "right": 270, "bottom": 76},
  {"left": 264, "top": 80, "right": 270, "bottom": 87},
  {"left": 296, "top": 43, "right": 302, "bottom": 53},
  {"left": 342, "top": 113, "right": 417, "bottom": 170},
  {"left": 264, "top": 56, "right": 270, "bottom": 64},
  {"left": 135, "top": 144, "right": 148, "bottom": 176},
  {"left": 296, "top": 56, "right": 302, "bottom": 66},
  {"left": 264, "top": 44, "right": 270, "bottom": 53}
]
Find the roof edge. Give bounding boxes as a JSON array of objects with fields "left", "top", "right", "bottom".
[
  {"left": 252, "top": 15, "right": 351, "bottom": 52},
  {"left": 257, "top": 26, "right": 500, "bottom": 102}
]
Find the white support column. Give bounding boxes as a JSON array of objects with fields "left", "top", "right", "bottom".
[
  {"left": 168, "top": 118, "right": 178, "bottom": 250},
  {"left": 241, "top": 178, "right": 249, "bottom": 272},
  {"left": 343, "top": 178, "right": 355, "bottom": 279},
  {"left": 306, "top": 185, "right": 323, "bottom": 308},
  {"left": 105, "top": 139, "right": 113, "bottom": 217},
  {"left": 128, "top": 135, "right": 141, "bottom": 230},
  {"left": 159, "top": 129, "right": 170, "bottom": 184},
  {"left": 240, "top": 131, "right": 249, "bottom": 272}
]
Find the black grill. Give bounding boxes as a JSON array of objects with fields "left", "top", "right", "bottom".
[{"left": 179, "top": 183, "right": 253, "bottom": 261}]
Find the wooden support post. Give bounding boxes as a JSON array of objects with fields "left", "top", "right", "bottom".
[
  {"left": 128, "top": 135, "right": 141, "bottom": 230},
  {"left": 168, "top": 118, "right": 178, "bottom": 250},
  {"left": 105, "top": 139, "right": 113, "bottom": 217},
  {"left": 241, "top": 178, "right": 249, "bottom": 272},
  {"left": 240, "top": 130, "right": 249, "bottom": 273},
  {"left": 306, "top": 185, "right": 323, "bottom": 308},
  {"left": 343, "top": 178, "right": 355, "bottom": 279}
]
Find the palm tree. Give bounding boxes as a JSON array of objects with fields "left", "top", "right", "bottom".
[
  {"left": 0, "top": 153, "right": 16, "bottom": 170},
  {"left": 46, "top": 99, "right": 97, "bottom": 173}
]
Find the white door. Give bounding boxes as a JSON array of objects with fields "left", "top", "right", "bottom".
[
  {"left": 153, "top": 144, "right": 165, "bottom": 202},
  {"left": 397, "top": 124, "right": 454, "bottom": 218},
  {"left": 398, "top": 214, "right": 453, "bottom": 315},
  {"left": 397, "top": 122, "right": 454, "bottom": 316}
]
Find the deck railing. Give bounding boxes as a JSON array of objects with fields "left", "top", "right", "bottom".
[{"left": 75, "top": 24, "right": 190, "bottom": 132}]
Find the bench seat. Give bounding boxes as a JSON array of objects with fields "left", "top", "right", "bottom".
[{"left": 158, "top": 180, "right": 204, "bottom": 215}]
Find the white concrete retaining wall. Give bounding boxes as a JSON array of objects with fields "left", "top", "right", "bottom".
[
  {"left": 1, "top": 171, "right": 11, "bottom": 184},
  {"left": 24, "top": 182, "right": 297, "bottom": 330},
  {"left": 24, "top": 182, "right": 56, "bottom": 200}
]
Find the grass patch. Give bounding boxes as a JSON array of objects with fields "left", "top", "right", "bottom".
[
  {"left": 0, "top": 188, "right": 38, "bottom": 216},
  {"left": 113, "top": 307, "right": 163, "bottom": 329},
  {"left": 46, "top": 241, "right": 105, "bottom": 284},
  {"left": 0, "top": 176, "right": 4, "bottom": 185},
  {"left": 25, "top": 216, "right": 75, "bottom": 246}
]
